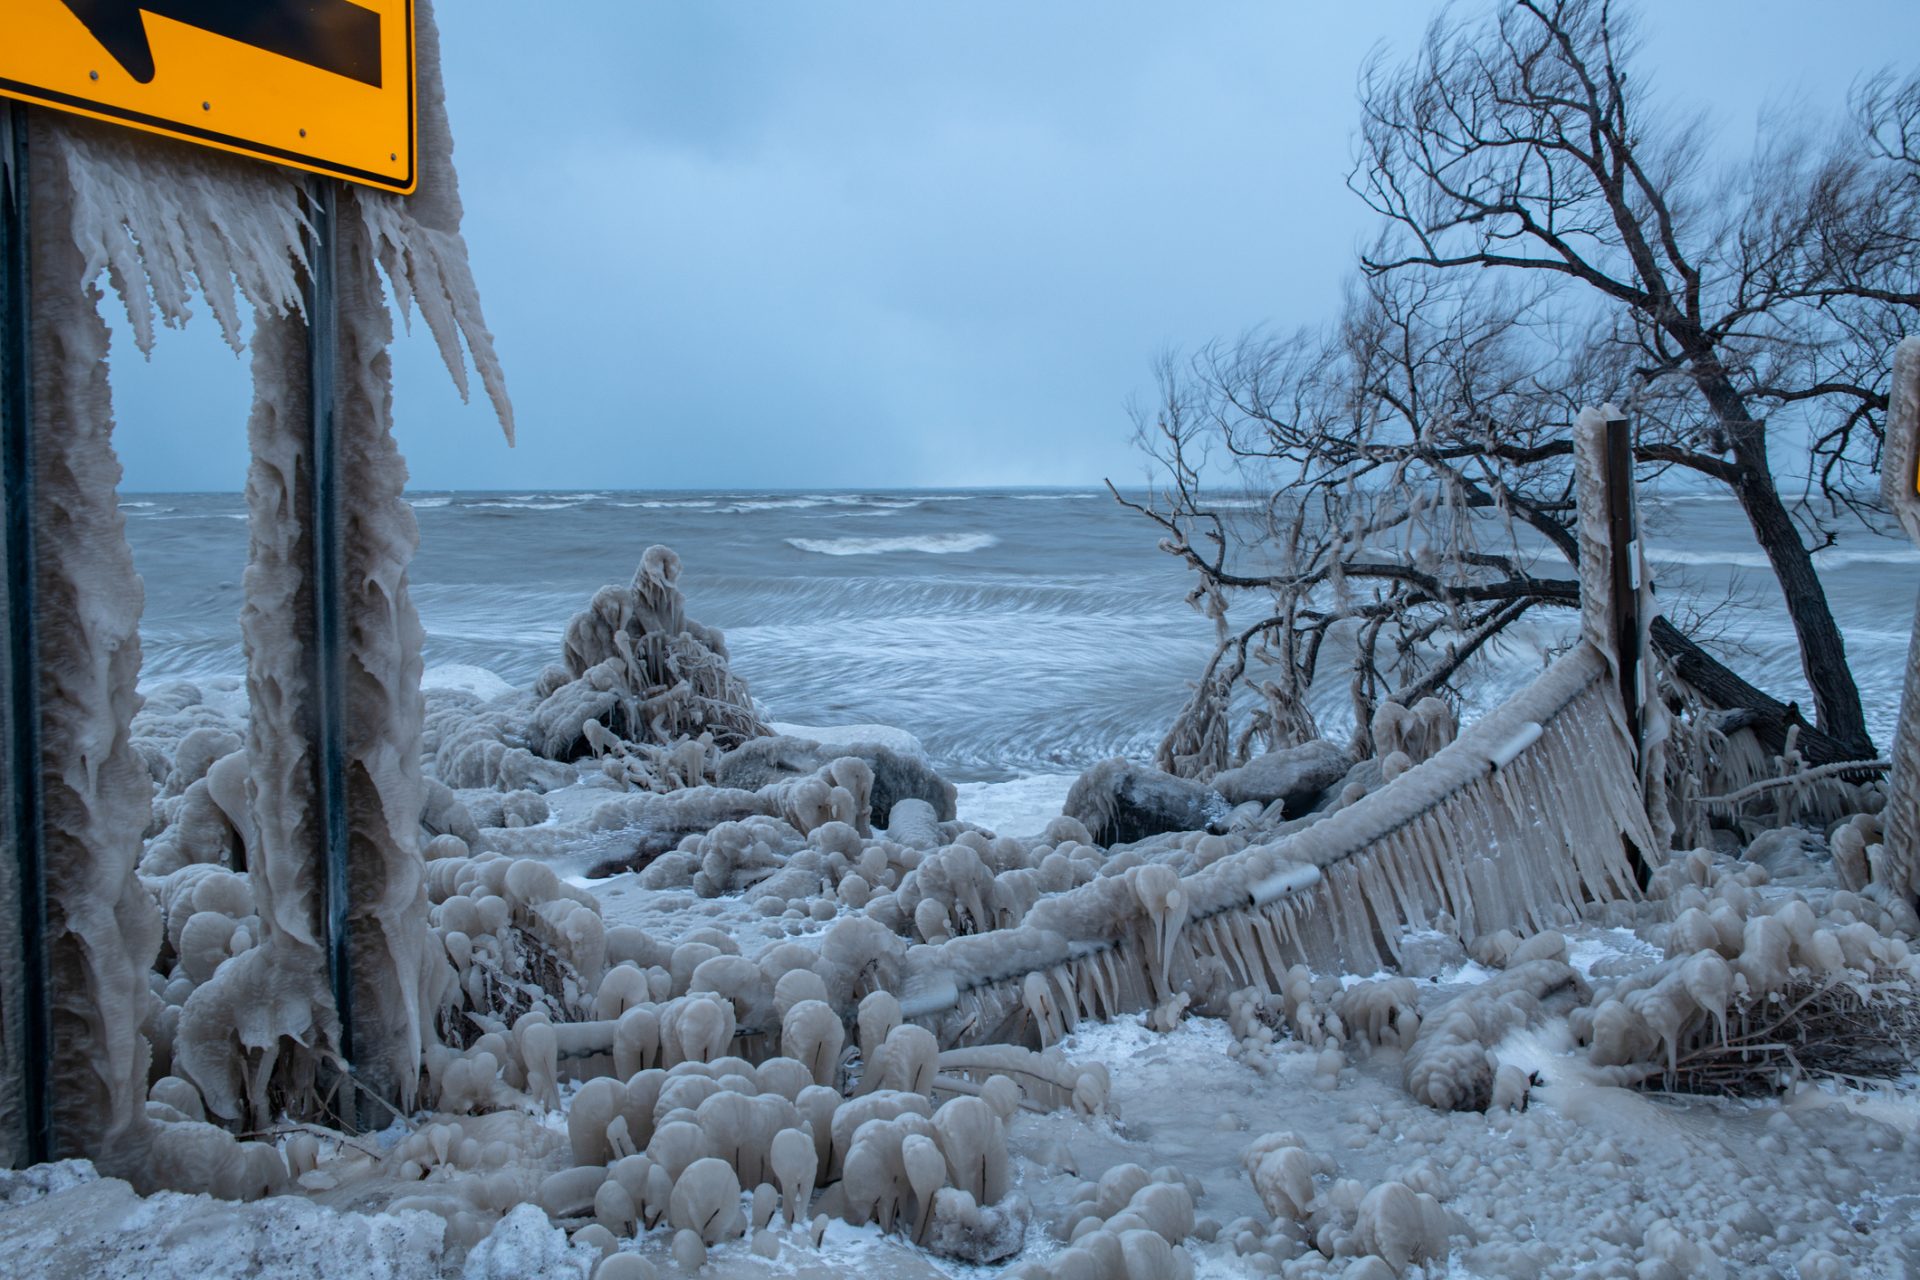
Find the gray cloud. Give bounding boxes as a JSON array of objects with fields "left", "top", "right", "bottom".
[{"left": 103, "top": 0, "right": 1912, "bottom": 492}]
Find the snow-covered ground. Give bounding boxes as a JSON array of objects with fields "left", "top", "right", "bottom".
[
  {"left": 14, "top": 560, "right": 1911, "bottom": 1279},
  {"left": 10, "top": 951, "right": 1916, "bottom": 1278}
]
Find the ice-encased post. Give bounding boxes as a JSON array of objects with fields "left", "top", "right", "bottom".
[
  {"left": 1603, "top": 412, "right": 1642, "bottom": 771},
  {"left": 332, "top": 189, "right": 434, "bottom": 1117},
  {"left": 233, "top": 0, "right": 486, "bottom": 1123},
  {"left": 241, "top": 186, "right": 433, "bottom": 1125},
  {"left": 21, "top": 109, "right": 162, "bottom": 1171},
  {"left": 0, "top": 100, "right": 51, "bottom": 1170},
  {"left": 1574, "top": 405, "right": 1655, "bottom": 885},
  {"left": 304, "top": 177, "right": 357, "bottom": 1069},
  {"left": 1879, "top": 337, "right": 1920, "bottom": 902}
]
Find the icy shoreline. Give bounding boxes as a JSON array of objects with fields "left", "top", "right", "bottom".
[{"left": 7, "top": 549, "right": 1917, "bottom": 1280}]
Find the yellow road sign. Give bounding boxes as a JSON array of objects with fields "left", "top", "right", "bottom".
[{"left": 0, "top": 0, "right": 416, "bottom": 194}]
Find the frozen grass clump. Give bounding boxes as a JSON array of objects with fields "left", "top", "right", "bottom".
[{"left": 1573, "top": 847, "right": 1920, "bottom": 1095}]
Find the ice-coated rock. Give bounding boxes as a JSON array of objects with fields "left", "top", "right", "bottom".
[
  {"left": 1209, "top": 739, "right": 1353, "bottom": 813},
  {"left": 1063, "top": 759, "right": 1226, "bottom": 846},
  {"left": 715, "top": 734, "right": 958, "bottom": 826}
]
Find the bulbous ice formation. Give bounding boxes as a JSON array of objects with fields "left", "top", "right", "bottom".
[{"left": 529, "top": 546, "right": 768, "bottom": 766}]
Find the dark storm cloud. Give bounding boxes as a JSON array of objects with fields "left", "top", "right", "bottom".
[{"left": 103, "top": 1, "right": 1913, "bottom": 491}]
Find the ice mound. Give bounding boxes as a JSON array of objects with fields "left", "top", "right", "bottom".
[
  {"left": 417, "top": 545, "right": 777, "bottom": 799},
  {"left": 528, "top": 545, "right": 768, "bottom": 766}
]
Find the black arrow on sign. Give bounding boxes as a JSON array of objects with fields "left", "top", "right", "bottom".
[{"left": 59, "top": 0, "right": 383, "bottom": 89}]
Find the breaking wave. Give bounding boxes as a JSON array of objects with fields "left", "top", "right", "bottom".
[{"left": 785, "top": 533, "right": 999, "bottom": 556}]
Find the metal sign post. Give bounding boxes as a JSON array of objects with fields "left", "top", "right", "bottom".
[
  {"left": 1603, "top": 410, "right": 1642, "bottom": 765},
  {"left": 302, "top": 175, "right": 356, "bottom": 1068},
  {"left": 0, "top": 99, "right": 51, "bottom": 1170}
]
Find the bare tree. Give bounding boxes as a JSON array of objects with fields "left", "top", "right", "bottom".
[
  {"left": 1346, "top": 0, "right": 1920, "bottom": 759},
  {"left": 1120, "top": 270, "right": 1596, "bottom": 772}
]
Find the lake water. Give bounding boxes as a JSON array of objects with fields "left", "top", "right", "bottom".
[{"left": 122, "top": 487, "right": 1916, "bottom": 786}]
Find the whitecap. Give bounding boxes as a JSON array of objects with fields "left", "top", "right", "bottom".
[
  {"left": 721, "top": 496, "right": 837, "bottom": 512},
  {"left": 1648, "top": 548, "right": 1772, "bottom": 568},
  {"left": 785, "top": 533, "right": 998, "bottom": 556},
  {"left": 1814, "top": 547, "right": 1920, "bottom": 567}
]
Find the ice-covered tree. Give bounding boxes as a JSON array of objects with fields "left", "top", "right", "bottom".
[{"left": 1125, "top": 0, "right": 1918, "bottom": 775}]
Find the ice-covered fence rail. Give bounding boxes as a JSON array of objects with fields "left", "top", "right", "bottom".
[{"left": 897, "top": 640, "right": 1649, "bottom": 1048}]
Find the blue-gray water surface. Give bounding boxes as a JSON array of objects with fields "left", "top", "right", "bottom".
[{"left": 122, "top": 489, "right": 1915, "bottom": 783}]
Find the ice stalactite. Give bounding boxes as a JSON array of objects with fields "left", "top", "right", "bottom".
[
  {"left": 1879, "top": 337, "right": 1920, "bottom": 902},
  {"left": 50, "top": 119, "right": 306, "bottom": 357},
  {"left": 24, "top": 117, "right": 164, "bottom": 1173},
  {"left": 353, "top": 0, "right": 514, "bottom": 444}
]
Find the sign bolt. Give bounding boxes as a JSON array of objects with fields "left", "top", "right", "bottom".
[
  {"left": 88, "top": 70, "right": 99, "bottom": 81},
  {"left": 201, "top": 101, "right": 211, "bottom": 111}
]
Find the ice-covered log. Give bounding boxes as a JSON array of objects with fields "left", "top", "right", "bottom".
[
  {"left": 23, "top": 117, "right": 164, "bottom": 1174},
  {"left": 1209, "top": 739, "right": 1352, "bottom": 812},
  {"left": 1063, "top": 759, "right": 1226, "bottom": 847}
]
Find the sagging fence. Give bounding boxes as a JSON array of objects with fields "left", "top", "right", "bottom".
[{"left": 884, "top": 408, "right": 1664, "bottom": 1047}]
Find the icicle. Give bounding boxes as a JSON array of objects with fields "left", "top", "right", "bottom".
[
  {"left": 352, "top": 1, "right": 513, "bottom": 441},
  {"left": 1048, "top": 964, "right": 1078, "bottom": 1035},
  {"left": 1249, "top": 911, "right": 1287, "bottom": 991}
]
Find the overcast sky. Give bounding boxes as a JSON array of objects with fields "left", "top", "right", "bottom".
[{"left": 108, "top": 1, "right": 1913, "bottom": 492}]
